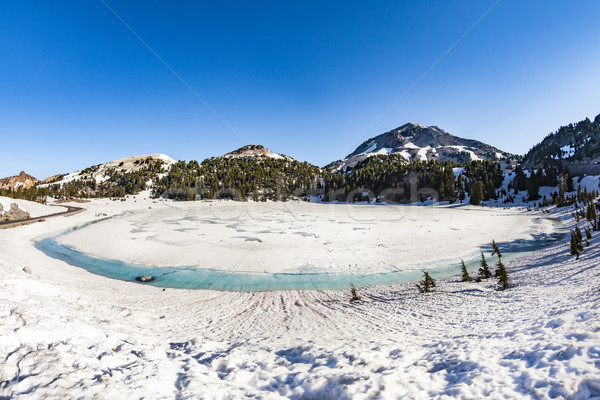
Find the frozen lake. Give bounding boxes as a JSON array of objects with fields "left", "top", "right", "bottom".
[{"left": 36, "top": 202, "right": 566, "bottom": 291}]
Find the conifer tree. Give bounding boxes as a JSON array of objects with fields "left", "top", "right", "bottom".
[
  {"left": 349, "top": 284, "right": 361, "bottom": 302},
  {"left": 478, "top": 251, "right": 491, "bottom": 279},
  {"left": 496, "top": 260, "right": 509, "bottom": 290},
  {"left": 585, "top": 227, "right": 592, "bottom": 240},
  {"left": 491, "top": 239, "right": 502, "bottom": 259},
  {"left": 570, "top": 230, "right": 581, "bottom": 259},
  {"left": 416, "top": 271, "right": 436, "bottom": 293},
  {"left": 575, "top": 225, "right": 583, "bottom": 243},
  {"left": 460, "top": 259, "right": 472, "bottom": 282}
]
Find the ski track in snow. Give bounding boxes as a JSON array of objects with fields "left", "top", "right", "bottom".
[{"left": 1, "top": 198, "right": 600, "bottom": 399}]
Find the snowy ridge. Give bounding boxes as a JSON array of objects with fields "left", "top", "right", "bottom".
[
  {"left": 330, "top": 123, "right": 508, "bottom": 170},
  {"left": 38, "top": 153, "right": 175, "bottom": 188}
]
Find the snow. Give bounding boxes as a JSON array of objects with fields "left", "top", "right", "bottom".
[
  {"left": 1, "top": 198, "right": 600, "bottom": 398},
  {"left": 0, "top": 196, "right": 66, "bottom": 218},
  {"left": 575, "top": 175, "right": 599, "bottom": 192},
  {"left": 56, "top": 202, "right": 541, "bottom": 275},
  {"left": 448, "top": 145, "right": 482, "bottom": 161},
  {"left": 359, "top": 141, "right": 377, "bottom": 155}
]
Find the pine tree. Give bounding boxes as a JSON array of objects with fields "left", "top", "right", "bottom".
[
  {"left": 416, "top": 271, "right": 436, "bottom": 293},
  {"left": 585, "top": 227, "right": 592, "bottom": 240},
  {"left": 491, "top": 239, "right": 502, "bottom": 259},
  {"left": 575, "top": 225, "right": 583, "bottom": 242},
  {"left": 496, "top": 260, "right": 509, "bottom": 290},
  {"left": 570, "top": 230, "right": 581, "bottom": 260},
  {"left": 460, "top": 259, "right": 472, "bottom": 282},
  {"left": 470, "top": 181, "right": 484, "bottom": 205},
  {"left": 349, "top": 284, "right": 361, "bottom": 302},
  {"left": 478, "top": 251, "right": 491, "bottom": 279}
]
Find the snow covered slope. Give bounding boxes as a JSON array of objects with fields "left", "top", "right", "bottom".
[
  {"left": 221, "top": 144, "right": 292, "bottom": 161},
  {"left": 39, "top": 154, "right": 175, "bottom": 188},
  {"left": 0, "top": 196, "right": 66, "bottom": 219},
  {"left": 330, "top": 123, "right": 509, "bottom": 170}
]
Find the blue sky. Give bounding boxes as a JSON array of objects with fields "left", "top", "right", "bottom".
[{"left": 1, "top": 1, "right": 600, "bottom": 179}]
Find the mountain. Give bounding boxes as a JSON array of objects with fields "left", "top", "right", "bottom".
[
  {"left": 522, "top": 114, "right": 600, "bottom": 173},
  {"left": 0, "top": 171, "right": 39, "bottom": 190},
  {"left": 40, "top": 154, "right": 175, "bottom": 187},
  {"left": 222, "top": 144, "right": 292, "bottom": 161},
  {"left": 329, "top": 123, "right": 509, "bottom": 170}
]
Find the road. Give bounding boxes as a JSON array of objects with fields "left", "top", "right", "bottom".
[{"left": 0, "top": 205, "right": 84, "bottom": 229}]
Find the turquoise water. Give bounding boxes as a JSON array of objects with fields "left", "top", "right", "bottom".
[{"left": 35, "top": 217, "right": 567, "bottom": 292}]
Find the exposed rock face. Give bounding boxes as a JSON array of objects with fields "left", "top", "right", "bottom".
[
  {"left": 0, "top": 203, "right": 31, "bottom": 221},
  {"left": 329, "top": 123, "right": 509, "bottom": 170},
  {"left": 0, "top": 171, "right": 39, "bottom": 190},
  {"left": 222, "top": 145, "right": 291, "bottom": 160}
]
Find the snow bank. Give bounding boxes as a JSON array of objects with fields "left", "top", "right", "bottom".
[
  {"left": 0, "top": 198, "right": 599, "bottom": 399},
  {"left": 0, "top": 196, "right": 66, "bottom": 218}
]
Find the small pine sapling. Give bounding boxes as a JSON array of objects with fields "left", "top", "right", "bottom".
[
  {"left": 496, "top": 260, "right": 509, "bottom": 290},
  {"left": 478, "top": 251, "right": 491, "bottom": 280},
  {"left": 585, "top": 227, "right": 592, "bottom": 240},
  {"left": 416, "top": 271, "right": 436, "bottom": 293},
  {"left": 349, "top": 284, "right": 361, "bottom": 302},
  {"left": 460, "top": 259, "right": 472, "bottom": 282},
  {"left": 575, "top": 226, "right": 583, "bottom": 243},
  {"left": 491, "top": 240, "right": 502, "bottom": 259},
  {"left": 570, "top": 230, "right": 581, "bottom": 260}
]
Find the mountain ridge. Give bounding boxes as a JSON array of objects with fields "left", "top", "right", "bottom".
[{"left": 329, "top": 123, "right": 509, "bottom": 170}]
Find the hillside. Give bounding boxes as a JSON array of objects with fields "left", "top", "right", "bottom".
[
  {"left": 329, "top": 123, "right": 509, "bottom": 170},
  {"left": 523, "top": 114, "right": 600, "bottom": 173},
  {"left": 0, "top": 171, "right": 39, "bottom": 190},
  {"left": 222, "top": 144, "right": 292, "bottom": 160}
]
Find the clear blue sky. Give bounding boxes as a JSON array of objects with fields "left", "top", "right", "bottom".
[{"left": 1, "top": 1, "right": 599, "bottom": 179}]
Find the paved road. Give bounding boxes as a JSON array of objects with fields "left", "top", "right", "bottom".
[{"left": 0, "top": 205, "right": 84, "bottom": 229}]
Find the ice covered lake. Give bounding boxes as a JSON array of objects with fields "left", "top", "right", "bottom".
[{"left": 36, "top": 201, "right": 566, "bottom": 291}]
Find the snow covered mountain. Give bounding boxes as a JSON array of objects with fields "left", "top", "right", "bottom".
[
  {"left": 329, "top": 123, "right": 509, "bottom": 170},
  {"left": 0, "top": 171, "right": 39, "bottom": 190},
  {"left": 39, "top": 153, "right": 175, "bottom": 187},
  {"left": 222, "top": 145, "right": 292, "bottom": 161},
  {"left": 523, "top": 114, "right": 600, "bottom": 171}
]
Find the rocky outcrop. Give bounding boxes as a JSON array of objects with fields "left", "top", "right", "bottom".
[
  {"left": 0, "top": 171, "right": 39, "bottom": 190},
  {"left": 0, "top": 203, "right": 31, "bottom": 221},
  {"left": 222, "top": 145, "right": 292, "bottom": 160}
]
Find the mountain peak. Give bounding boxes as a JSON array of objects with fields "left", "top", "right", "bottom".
[
  {"left": 331, "top": 123, "right": 508, "bottom": 170},
  {"left": 0, "top": 171, "right": 39, "bottom": 190},
  {"left": 223, "top": 144, "right": 291, "bottom": 160}
]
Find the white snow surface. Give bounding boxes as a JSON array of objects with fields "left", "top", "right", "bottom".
[
  {"left": 448, "top": 145, "right": 481, "bottom": 161},
  {"left": 1, "top": 197, "right": 600, "bottom": 399},
  {"left": 0, "top": 196, "right": 66, "bottom": 218}
]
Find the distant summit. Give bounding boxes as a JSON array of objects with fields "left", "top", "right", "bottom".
[
  {"left": 522, "top": 113, "right": 600, "bottom": 174},
  {"left": 329, "top": 123, "right": 509, "bottom": 170},
  {"left": 0, "top": 171, "right": 39, "bottom": 190},
  {"left": 222, "top": 145, "right": 292, "bottom": 160}
]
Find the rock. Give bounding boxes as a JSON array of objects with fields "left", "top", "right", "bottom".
[
  {"left": 135, "top": 275, "right": 155, "bottom": 282},
  {"left": 22, "top": 266, "right": 32, "bottom": 274}
]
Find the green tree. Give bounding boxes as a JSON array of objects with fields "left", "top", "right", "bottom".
[
  {"left": 478, "top": 251, "right": 491, "bottom": 279},
  {"left": 416, "top": 271, "right": 436, "bottom": 293},
  {"left": 460, "top": 259, "right": 472, "bottom": 282},
  {"left": 470, "top": 181, "right": 484, "bottom": 205},
  {"left": 495, "top": 260, "right": 509, "bottom": 290}
]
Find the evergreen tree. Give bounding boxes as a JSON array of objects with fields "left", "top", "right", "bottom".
[
  {"left": 460, "top": 259, "right": 472, "bottom": 282},
  {"left": 470, "top": 181, "right": 484, "bottom": 205},
  {"left": 491, "top": 239, "right": 502, "bottom": 259},
  {"left": 570, "top": 230, "right": 581, "bottom": 259},
  {"left": 585, "top": 227, "right": 592, "bottom": 240},
  {"left": 495, "top": 260, "right": 509, "bottom": 290},
  {"left": 478, "top": 251, "right": 491, "bottom": 279},
  {"left": 416, "top": 271, "right": 436, "bottom": 293},
  {"left": 349, "top": 284, "right": 361, "bottom": 302}
]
